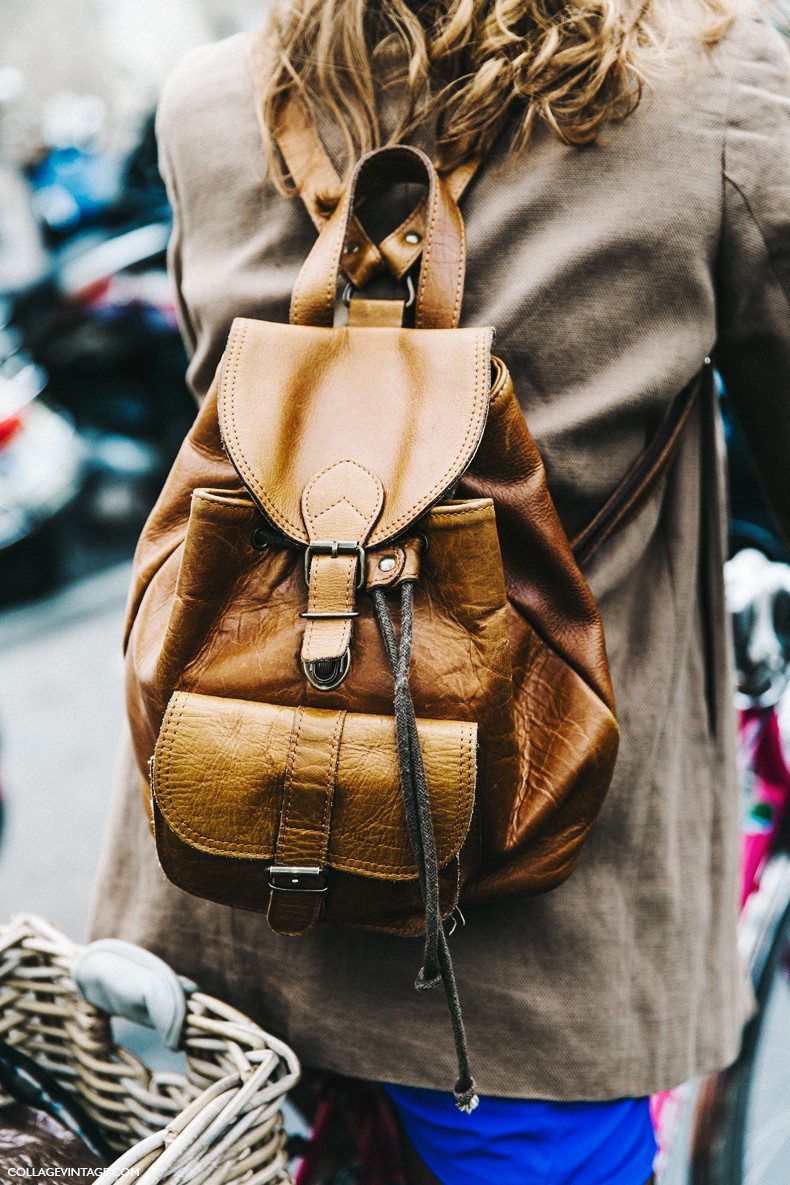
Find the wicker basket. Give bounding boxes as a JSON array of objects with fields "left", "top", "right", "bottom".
[{"left": 0, "top": 914, "right": 300, "bottom": 1184}]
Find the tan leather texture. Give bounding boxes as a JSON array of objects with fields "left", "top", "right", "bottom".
[
  {"left": 125, "top": 144, "right": 620, "bottom": 935},
  {"left": 218, "top": 318, "right": 492, "bottom": 547},
  {"left": 346, "top": 297, "right": 406, "bottom": 327},
  {"left": 152, "top": 692, "right": 474, "bottom": 930},
  {"left": 126, "top": 349, "right": 618, "bottom": 929},
  {"left": 153, "top": 693, "right": 475, "bottom": 874}
]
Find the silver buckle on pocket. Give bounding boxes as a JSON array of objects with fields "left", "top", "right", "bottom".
[{"left": 268, "top": 865, "right": 327, "bottom": 893}]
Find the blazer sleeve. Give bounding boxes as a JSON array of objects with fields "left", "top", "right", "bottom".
[
  {"left": 715, "top": 10, "right": 790, "bottom": 543},
  {"left": 156, "top": 93, "right": 198, "bottom": 362}
]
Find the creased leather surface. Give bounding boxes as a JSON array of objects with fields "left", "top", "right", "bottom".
[
  {"left": 461, "top": 358, "right": 614, "bottom": 708},
  {"left": 126, "top": 321, "right": 619, "bottom": 930},
  {"left": 218, "top": 319, "right": 492, "bottom": 545},
  {"left": 153, "top": 692, "right": 476, "bottom": 876}
]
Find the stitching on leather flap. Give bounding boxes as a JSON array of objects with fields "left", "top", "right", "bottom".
[
  {"left": 153, "top": 691, "right": 477, "bottom": 878},
  {"left": 303, "top": 460, "right": 384, "bottom": 540},
  {"left": 217, "top": 320, "right": 493, "bottom": 547}
]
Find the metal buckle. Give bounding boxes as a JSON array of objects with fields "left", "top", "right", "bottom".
[
  {"left": 303, "top": 541, "right": 366, "bottom": 589},
  {"left": 268, "top": 866, "right": 327, "bottom": 894},
  {"left": 298, "top": 610, "right": 360, "bottom": 621}
]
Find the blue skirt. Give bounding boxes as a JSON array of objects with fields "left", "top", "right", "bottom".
[{"left": 383, "top": 1085, "right": 656, "bottom": 1185}]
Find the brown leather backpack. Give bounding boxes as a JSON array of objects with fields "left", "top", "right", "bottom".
[{"left": 124, "top": 135, "right": 704, "bottom": 1108}]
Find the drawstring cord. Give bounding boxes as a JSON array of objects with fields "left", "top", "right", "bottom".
[{"left": 372, "top": 582, "right": 478, "bottom": 1113}]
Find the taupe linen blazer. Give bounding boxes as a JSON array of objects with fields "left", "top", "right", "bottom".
[{"left": 90, "top": 3, "right": 790, "bottom": 1099}]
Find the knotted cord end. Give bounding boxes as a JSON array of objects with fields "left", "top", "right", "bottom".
[{"left": 454, "top": 1079, "right": 480, "bottom": 1114}]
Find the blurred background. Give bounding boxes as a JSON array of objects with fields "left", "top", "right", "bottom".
[{"left": 0, "top": 0, "right": 268, "bottom": 939}]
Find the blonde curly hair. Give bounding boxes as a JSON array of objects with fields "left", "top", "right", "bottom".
[{"left": 261, "top": 0, "right": 734, "bottom": 191}]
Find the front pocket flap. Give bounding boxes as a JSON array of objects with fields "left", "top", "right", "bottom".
[{"left": 153, "top": 692, "right": 477, "bottom": 879}]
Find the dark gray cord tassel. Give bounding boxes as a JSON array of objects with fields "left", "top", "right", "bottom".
[{"left": 372, "top": 583, "right": 478, "bottom": 1113}]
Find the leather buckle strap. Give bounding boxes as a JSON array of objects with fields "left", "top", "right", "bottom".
[
  {"left": 301, "top": 550, "right": 360, "bottom": 677},
  {"left": 299, "top": 461, "right": 384, "bottom": 686},
  {"left": 303, "top": 541, "right": 366, "bottom": 588},
  {"left": 570, "top": 363, "right": 710, "bottom": 567},
  {"left": 301, "top": 541, "right": 366, "bottom": 687},
  {"left": 267, "top": 707, "right": 346, "bottom": 937}
]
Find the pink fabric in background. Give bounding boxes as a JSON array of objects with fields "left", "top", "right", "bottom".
[{"left": 652, "top": 703, "right": 790, "bottom": 1163}]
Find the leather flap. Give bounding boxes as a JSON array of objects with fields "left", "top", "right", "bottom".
[
  {"left": 152, "top": 692, "right": 477, "bottom": 879},
  {"left": 218, "top": 318, "right": 493, "bottom": 545}
]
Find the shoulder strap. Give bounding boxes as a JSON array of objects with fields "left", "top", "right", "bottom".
[
  {"left": 570, "top": 364, "right": 710, "bottom": 566},
  {"left": 290, "top": 146, "right": 466, "bottom": 330},
  {"left": 246, "top": 27, "right": 338, "bottom": 226},
  {"left": 247, "top": 24, "right": 704, "bottom": 564},
  {"left": 246, "top": 26, "right": 480, "bottom": 288}
]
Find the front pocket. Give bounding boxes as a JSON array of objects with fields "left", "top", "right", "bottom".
[{"left": 151, "top": 691, "right": 477, "bottom": 931}]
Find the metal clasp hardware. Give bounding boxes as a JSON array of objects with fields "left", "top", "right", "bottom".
[
  {"left": 303, "top": 652, "right": 352, "bottom": 691},
  {"left": 299, "top": 610, "right": 360, "bottom": 621},
  {"left": 268, "top": 866, "right": 327, "bottom": 894},
  {"left": 303, "top": 541, "right": 366, "bottom": 589},
  {"left": 342, "top": 273, "right": 415, "bottom": 309}
]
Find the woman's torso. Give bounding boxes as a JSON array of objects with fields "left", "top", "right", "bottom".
[{"left": 88, "top": 3, "right": 790, "bottom": 1098}]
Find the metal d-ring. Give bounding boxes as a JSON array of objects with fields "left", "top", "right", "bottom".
[{"left": 342, "top": 273, "right": 415, "bottom": 309}]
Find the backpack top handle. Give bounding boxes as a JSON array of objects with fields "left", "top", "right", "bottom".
[{"left": 289, "top": 144, "right": 466, "bottom": 331}]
